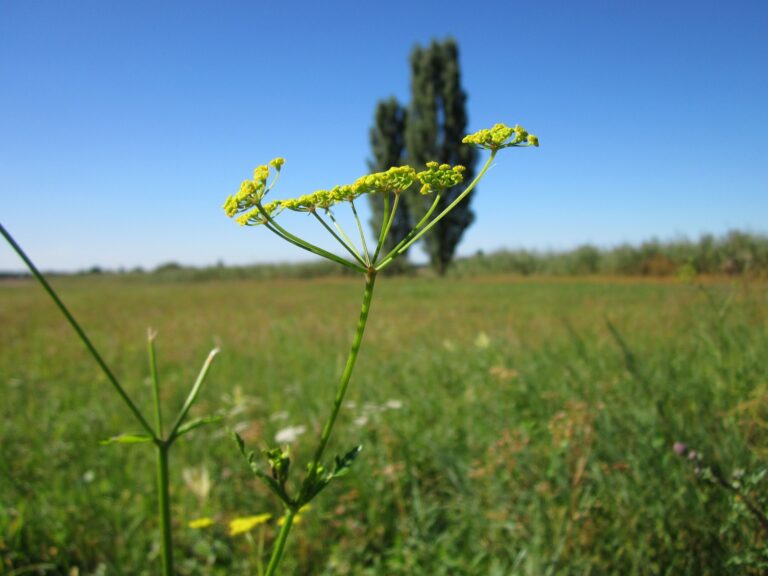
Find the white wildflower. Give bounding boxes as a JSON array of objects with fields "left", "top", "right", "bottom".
[{"left": 275, "top": 425, "right": 306, "bottom": 444}]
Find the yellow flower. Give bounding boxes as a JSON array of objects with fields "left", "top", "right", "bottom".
[
  {"left": 462, "top": 123, "right": 538, "bottom": 150},
  {"left": 188, "top": 517, "right": 215, "bottom": 529},
  {"left": 416, "top": 162, "right": 465, "bottom": 195},
  {"left": 229, "top": 513, "right": 272, "bottom": 536},
  {"left": 269, "top": 157, "right": 286, "bottom": 170}
]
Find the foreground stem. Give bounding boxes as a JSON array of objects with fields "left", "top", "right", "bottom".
[
  {"left": 155, "top": 442, "right": 174, "bottom": 576},
  {"left": 0, "top": 223, "right": 156, "bottom": 437},
  {"left": 264, "top": 269, "right": 377, "bottom": 575},
  {"left": 308, "top": 268, "right": 377, "bottom": 477},
  {"left": 264, "top": 510, "right": 296, "bottom": 576}
]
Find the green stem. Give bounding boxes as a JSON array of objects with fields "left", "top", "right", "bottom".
[
  {"left": 257, "top": 524, "right": 266, "bottom": 576},
  {"left": 372, "top": 192, "right": 391, "bottom": 262},
  {"left": 262, "top": 270, "right": 377, "bottom": 575},
  {"left": 375, "top": 192, "right": 442, "bottom": 270},
  {"left": 155, "top": 442, "right": 174, "bottom": 576},
  {"left": 0, "top": 222, "right": 156, "bottom": 438},
  {"left": 389, "top": 152, "right": 496, "bottom": 259},
  {"left": 148, "top": 330, "right": 163, "bottom": 438},
  {"left": 311, "top": 211, "right": 366, "bottom": 267},
  {"left": 264, "top": 510, "right": 296, "bottom": 576},
  {"left": 349, "top": 200, "right": 371, "bottom": 265},
  {"left": 372, "top": 192, "right": 398, "bottom": 264},
  {"left": 306, "top": 269, "right": 377, "bottom": 484},
  {"left": 327, "top": 210, "right": 367, "bottom": 265},
  {"left": 167, "top": 348, "right": 219, "bottom": 443},
  {"left": 256, "top": 205, "right": 366, "bottom": 273}
]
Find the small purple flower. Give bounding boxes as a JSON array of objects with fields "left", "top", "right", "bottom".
[{"left": 673, "top": 442, "right": 687, "bottom": 456}]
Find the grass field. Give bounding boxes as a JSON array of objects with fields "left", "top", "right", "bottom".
[{"left": 2, "top": 274, "right": 767, "bottom": 575}]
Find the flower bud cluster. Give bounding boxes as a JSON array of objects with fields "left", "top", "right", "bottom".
[
  {"left": 225, "top": 123, "right": 540, "bottom": 225},
  {"left": 416, "top": 162, "right": 466, "bottom": 195},
  {"left": 235, "top": 200, "right": 282, "bottom": 227},
  {"left": 224, "top": 159, "right": 468, "bottom": 227},
  {"left": 353, "top": 166, "right": 417, "bottom": 195},
  {"left": 462, "top": 123, "right": 539, "bottom": 151},
  {"left": 222, "top": 158, "right": 284, "bottom": 221},
  {"left": 282, "top": 185, "right": 359, "bottom": 212}
]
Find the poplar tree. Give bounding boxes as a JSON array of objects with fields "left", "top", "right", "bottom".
[
  {"left": 367, "top": 97, "right": 411, "bottom": 262},
  {"left": 405, "top": 38, "right": 477, "bottom": 275},
  {"left": 368, "top": 38, "right": 476, "bottom": 274}
]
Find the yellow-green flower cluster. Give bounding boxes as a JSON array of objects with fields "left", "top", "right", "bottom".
[
  {"left": 282, "top": 185, "right": 359, "bottom": 212},
  {"left": 222, "top": 158, "right": 284, "bottom": 220},
  {"left": 224, "top": 158, "right": 467, "bottom": 226},
  {"left": 234, "top": 199, "right": 282, "bottom": 227},
  {"left": 462, "top": 123, "right": 539, "bottom": 151},
  {"left": 353, "top": 166, "right": 417, "bottom": 195},
  {"left": 416, "top": 162, "right": 466, "bottom": 195}
]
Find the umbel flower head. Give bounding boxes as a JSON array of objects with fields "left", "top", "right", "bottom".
[
  {"left": 353, "top": 166, "right": 418, "bottom": 195},
  {"left": 223, "top": 122, "right": 536, "bottom": 231},
  {"left": 416, "top": 162, "right": 466, "bottom": 195},
  {"left": 222, "top": 162, "right": 465, "bottom": 227},
  {"left": 462, "top": 123, "right": 539, "bottom": 151},
  {"left": 222, "top": 157, "right": 285, "bottom": 222}
]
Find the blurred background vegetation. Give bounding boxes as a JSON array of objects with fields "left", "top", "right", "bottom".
[
  {"left": 4, "top": 229, "right": 765, "bottom": 282},
  {"left": 2, "top": 270, "right": 768, "bottom": 574}
]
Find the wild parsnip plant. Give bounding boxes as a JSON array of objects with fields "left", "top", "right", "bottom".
[
  {"left": 0, "top": 223, "right": 220, "bottom": 576},
  {"left": 223, "top": 122, "right": 538, "bottom": 574}
]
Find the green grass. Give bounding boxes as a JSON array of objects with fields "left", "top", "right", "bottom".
[{"left": 2, "top": 275, "right": 767, "bottom": 575}]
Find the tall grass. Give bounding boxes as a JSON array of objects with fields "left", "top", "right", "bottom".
[{"left": 2, "top": 274, "right": 766, "bottom": 574}]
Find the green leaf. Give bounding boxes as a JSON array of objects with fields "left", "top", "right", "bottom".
[
  {"left": 332, "top": 445, "right": 363, "bottom": 478},
  {"left": 232, "top": 432, "right": 293, "bottom": 506},
  {"left": 100, "top": 433, "right": 153, "bottom": 445},
  {"left": 233, "top": 432, "right": 257, "bottom": 469},
  {"left": 173, "top": 414, "right": 223, "bottom": 439}
]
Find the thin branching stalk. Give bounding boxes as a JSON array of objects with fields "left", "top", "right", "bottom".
[
  {"left": 256, "top": 203, "right": 365, "bottom": 273},
  {"left": 149, "top": 330, "right": 163, "bottom": 437},
  {"left": 374, "top": 191, "right": 441, "bottom": 270},
  {"left": 327, "top": 209, "right": 367, "bottom": 264},
  {"left": 372, "top": 192, "right": 399, "bottom": 263},
  {"left": 349, "top": 199, "right": 371, "bottom": 265},
  {"left": 0, "top": 222, "right": 156, "bottom": 437},
  {"left": 378, "top": 151, "right": 496, "bottom": 270},
  {"left": 372, "top": 192, "right": 391, "bottom": 262},
  {"left": 311, "top": 210, "right": 367, "bottom": 267},
  {"left": 1, "top": 222, "right": 222, "bottom": 576}
]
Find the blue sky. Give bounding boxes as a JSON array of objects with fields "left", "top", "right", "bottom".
[{"left": 1, "top": 0, "right": 766, "bottom": 271}]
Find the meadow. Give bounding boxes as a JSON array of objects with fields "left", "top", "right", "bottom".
[{"left": 1, "top": 273, "right": 767, "bottom": 575}]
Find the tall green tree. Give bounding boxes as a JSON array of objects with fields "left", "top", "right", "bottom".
[
  {"left": 367, "top": 97, "right": 412, "bottom": 263},
  {"left": 405, "top": 38, "right": 477, "bottom": 275}
]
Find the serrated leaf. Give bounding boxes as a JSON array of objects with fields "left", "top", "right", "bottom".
[
  {"left": 101, "top": 433, "right": 153, "bottom": 445},
  {"left": 174, "top": 414, "right": 223, "bottom": 439}
]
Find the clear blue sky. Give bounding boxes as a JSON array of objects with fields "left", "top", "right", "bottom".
[{"left": 1, "top": 0, "right": 766, "bottom": 271}]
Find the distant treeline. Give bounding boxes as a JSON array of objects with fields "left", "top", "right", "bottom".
[
  {"left": 450, "top": 230, "right": 768, "bottom": 278},
  {"left": 0, "top": 260, "right": 351, "bottom": 282},
  {"left": 2, "top": 230, "right": 766, "bottom": 281}
]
